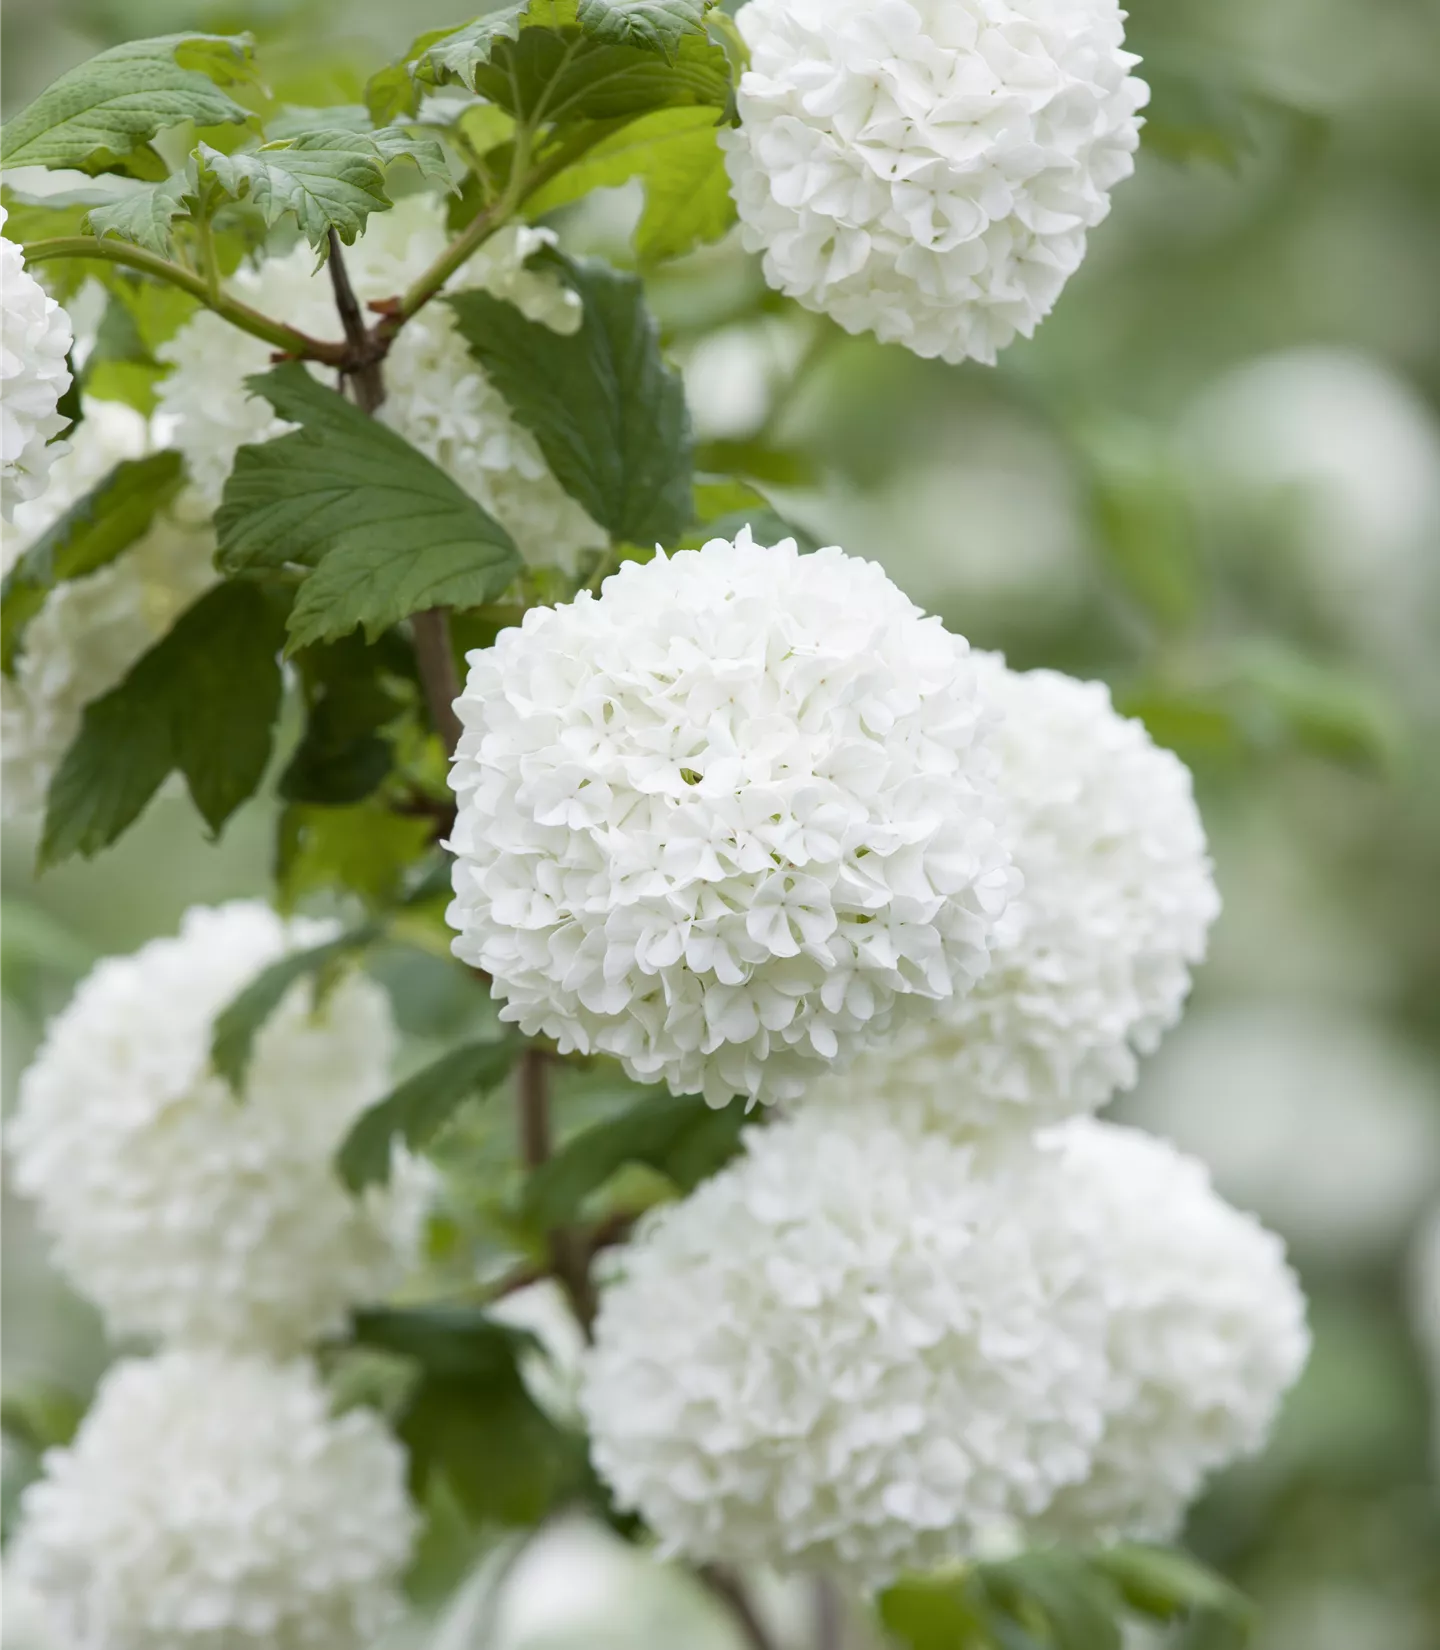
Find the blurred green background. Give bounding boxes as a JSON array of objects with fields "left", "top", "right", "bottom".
[{"left": 3, "top": 0, "right": 1439, "bottom": 1645}]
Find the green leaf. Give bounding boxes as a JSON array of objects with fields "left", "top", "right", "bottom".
[
  {"left": 977, "top": 1553, "right": 1123, "bottom": 1650},
  {"left": 577, "top": 0, "right": 713, "bottom": 59},
  {"left": 85, "top": 172, "right": 192, "bottom": 256},
  {"left": 216, "top": 365, "right": 523, "bottom": 648},
  {"left": 40, "top": 582, "right": 285, "bottom": 867},
  {"left": 2, "top": 452, "right": 185, "bottom": 674},
  {"left": 1230, "top": 644, "right": 1401, "bottom": 773},
  {"left": 211, "top": 925, "right": 379, "bottom": 1094},
  {"left": 1090, "top": 1546, "right": 1253, "bottom": 1630},
  {"left": 0, "top": 33, "right": 256, "bottom": 179},
  {"left": 338, "top": 1037, "right": 523, "bottom": 1191},
  {"left": 877, "top": 1573, "right": 989, "bottom": 1650},
  {"left": 417, "top": 2, "right": 732, "bottom": 125},
  {"left": 521, "top": 1087, "right": 747, "bottom": 1229},
  {"left": 449, "top": 254, "right": 693, "bottom": 546},
  {"left": 275, "top": 803, "right": 436, "bottom": 912},
  {"left": 280, "top": 632, "right": 411, "bottom": 807},
  {"left": 528, "top": 104, "right": 733, "bottom": 264},
  {"left": 365, "top": 28, "right": 460, "bottom": 126},
  {"left": 197, "top": 127, "right": 449, "bottom": 250},
  {"left": 353, "top": 1304, "right": 580, "bottom": 1525},
  {"left": 1, "top": 1381, "right": 86, "bottom": 1454}
]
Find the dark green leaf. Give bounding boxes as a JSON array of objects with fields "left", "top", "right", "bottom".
[
  {"left": 353, "top": 1304, "right": 580, "bottom": 1525},
  {"left": 450, "top": 254, "right": 693, "bottom": 545},
  {"left": 275, "top": 803, "right": 436, "bottom": 911},
  {"left": 339, "top": 1037, "right": 523, "bottom": 1191},
  {"left": 1090, "top": 1545, "right": 1252, "bottom": 1630},
  {"left": 521, "top": 1087, "right": 747, "bottom": 1229},
  {"left": 86, "top": 172, "right": 192, "bottom": 256},
  {"left": 40, "top": 582, "right": 284, "bottom": 867},
  {"left": 528, "top": 104, "right": 734, "bottom": 264},
  {"left": 977, "top": 1553, "right": 1123, "bottom": 1650},
  {"left": 280, "top": 633, "right": 411, "bottom": 806},
  {"left": 0, "top": 34, "right": 256, "bottom": 178},
  {"left": 216, "top": 365, "right": 522, "bottom": 649},
  {"left": 577, "top": 0, "right": 713, "bottom": 59},
  {"left": 2, "top": 452, "right": 185, "bottom": 674},
  {"left": 210, "top": 924, "right": 379, "bottom": 1094}
]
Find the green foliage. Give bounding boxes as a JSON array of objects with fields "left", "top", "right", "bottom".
[
  {"left": 210, "top": 923, "right": 380, "bottom": 1094},
  {"left": 449, "top": 254, "right": 694, "bottom": 546},
  {"left": 353, "top": 1305, "right": 581, "bottom": 1525},
  {"left": 86, "top": 173, "right": 193, "bottom": 257},
  {"left": 527, "top": 105, "right": 734, "bottom": 264},
  {"left": 413, "top": 0, "right": 731, "bottom": 125},
  {"left": 520, "top": 1087, "right": 748, "bottom": 1229},
  {"left": 1, "top": 453, "right": 185, "bottom": 674},
  {"left": 275, "top": 803, "right": 437, "bottom": 912},
  {"left": 280, "top": 633, "right": 412, "bottom": 806},
  {"left": 215, "top": 365, "right": 522, "bottom": 649},
  {"left": 0, "top": 34, "right": 257, "bottom": 179},
  {"left": 339, "top": 1037, "right": 524, "bottom": 1191},
  {"left": 196, "top": 127, "right": 450, "bottom": 250},
  {"left": 40, "top": 583, "right": 285, "bottom": 868}
]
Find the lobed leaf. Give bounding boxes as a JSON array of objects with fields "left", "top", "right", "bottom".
[
  {"left": 449, "top": 254, "right": 693, "bottom": 546},
  {"left": 1, "top": 452, "right": 185, "bottom": 674},
  {"left": 0, "top": 33, "right": 256, "bottom": 178},
  {"left": 215, "top": 365, "right": 522, "bottom": 648},
  {"left": 40, "top": 582, "right": 285, "bottom": 868},
  {"left": 85, "top": 172, "right": 193, "bottom": 257},
  {"left": 338, "top": 1037, "right": 523, "bottom": 1191},
  {"left": 576, "top": 0, "right": 713, "bottom": 59}
]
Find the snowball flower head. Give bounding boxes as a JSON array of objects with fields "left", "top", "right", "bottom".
[
  {"left": 8, "top": 1351, "right": 416, "bottom": 1650},
  {"left": 9, "top": 901, "right": 419, "bottom": 1352},
  {"left": 447, "top": 531, "right": 1016, "bottom": 1106},
  {"left": 1, "top": 399, "right": 216, "bottom": 820},
  {"left": 1036, "top": 1120, "right": 1309, "bottom": 1543},
  {"left": 156, "top": 196, "right": 602, "bottom": 566},
  {"left": 2, "top": 207, "right": 74, "bottom": 518},
  {"left": 721, "top": 0, "right": 1148, "bottom": 365},
  {"left": 806, "top": 656, "right": 1217, "bottom": 1134},
  {"left": 581, "top": 1105, "right": 1110, "bottom": 1581}
]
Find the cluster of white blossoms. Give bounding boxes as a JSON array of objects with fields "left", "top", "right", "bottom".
[
  {"left": 1, "top": 400, "right": 217, "bottom": 820},
  {"left": 583, "top": 1107, "right": 1308, "bottom": 1580},
  {"left": 722, "top": 0, "right": 1148, "bottom": 365},
  {"left": 9, "top": 900, "right": 421, "bottom": 1352},
  {"left": 8, "top": 904, "right": 424, "bottom": 1644},
  {"left": 7, "top": 1352, "right": 417, "bottom": 1650},
  {"left": 807, "top": 656, "right": 1219, "bottom": 1135},
  {"left": 1, "top": 207, "right": 73, "bottom": 520},
  {"left": 447, "top": 531, "right": 1018, "bottom": 1105},
  {"left": 156, "top": 195, "right": 603, "bottom": 566}
]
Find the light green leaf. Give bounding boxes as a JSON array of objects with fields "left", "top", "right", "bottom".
[
  {"left": 449, "top": 254, "right": 694, "bottom": 545},
  {"left": 274, "top": 803, "right": 436, "bottom": 913},
  {"left": 211, "top": 924, "right": 380, "bottom": 1094},
  {"left": 85, "top": 172, "right": 192, "bottom": 256},
  {"left": 1090, "top": 1545, "right": 1253, "bottom": 1630},
  {"left": 215, "top": 365, "right": 522, "bottom": 648},
  {"left": 0, "top": 33, "right": 256, "bottom": 179},
  {"left": 576, "top": 0, "right": 712, "bottom": 59},
  {"left": 2, "top": 452, "right": 185, "bottom": 674},
  {"left": 40, "top": 582, "right": 285, "bottom": 867},
  {"left": 338, "top": 1037, "right": 523, "bottom": 1191},
  {"left": 528, "top": 104, "right": 733, "bottom": 264},
  {"left": 364, "top": 28, "right": 461, "bottom": 126},
  {"left": 520, "top": 1087, "right": 748, "bottom": 1229}
]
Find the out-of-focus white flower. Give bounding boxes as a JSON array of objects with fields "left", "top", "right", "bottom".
[
  {"left": 680, "top": 317, "right": 810, "bottom": 442},
  {"left": 806, "top": 657, "right": 1217, "bottom": 1135},
  {"left": 0, "top": 1561, "right": 71, "bottom": 1650},
  {"left": 720, "top": 0, "right": 1148, "bottom": 365},
  {"left": 155, "top": 197, "right": 601, "bottom": 567},
  {"left": 1126, "top": 1003, "right": 1440, "bottom": 1266},
  {"left": 8, "top": 1351, "right": 416, "bottom": 1650},
  {"left": 487, "top": 1279, "right": 588, "bottom": 1428},
  {"left": 581, "top": 1105, "right": 1110, "bottom": 1582},
  {"left": 8, "top": 901, "right": 421, "bottom": 1353},
  {"left": 1036, "top": 1119, "right": 1309, "bottom": 1544},
  {"left": 447, "top": 531, "right": 1017, "bottom": 1107},
  {"left": 2, "top": 208, "right": 73, "bottom": 519},
  {"left": 1178, "top": 349, "right": 1440, "bottom": 664},
  {"left": 1, "top": 400, "right": 216, "bottom": 821}
]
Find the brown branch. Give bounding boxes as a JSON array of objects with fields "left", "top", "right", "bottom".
[
  {"left": 516, "top": 1046, "right": 599, "bottom": 1336},
  {"left": 326, "top": 231, "right": 387, "bottom": 413},
  {"left": 697, "top": 1566, "right": 780, "bottom": 1650},
  {"left": 814, "top": 1576, "right": 845, "bottom": 1650},
  {"left": 411, "top": 608, "right": 465, "bottom": 758}
]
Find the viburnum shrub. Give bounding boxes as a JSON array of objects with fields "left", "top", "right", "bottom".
[{"left": 2, "top": 5, "right": 1310, "bottom": 1647}]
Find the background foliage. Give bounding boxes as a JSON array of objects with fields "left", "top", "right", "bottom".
[{"left": 3, "top": 0, "right": 1439, "bottom": 1646}]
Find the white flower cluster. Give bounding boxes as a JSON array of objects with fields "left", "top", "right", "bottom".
[
  {"left": 1, "top": 400, "right": 217, "bottom": 820},
  {"left": 1, "top": 207, "right": 73, "bottom": 519},
  {"left": 583, "top": 1108, "right": 1307, "bottom": 1580},
  {"left": 9, "top": 900, "right": 419, "bottom": 1352},
  {"left": 156, "top": 196, "right": 603, "bottom": 566},
  {"left": 7, "top": 1352, "right": 416, "bottom": 1650},
  {"left": 447, "top": 530, "right": 1017, "bottom": 1105},
  {"left": 807, "top": 657, "right": 1218, "bottom": 1135},
  {"left": 721, "top": 0, "right": 1148, "bottom": 365}
]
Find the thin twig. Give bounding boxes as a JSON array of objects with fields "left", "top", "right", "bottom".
[
  {"left": 516, "top": 1047, "right": 599, "bottom": 1336},
  {"left": 814, "top": 1576, "right": 845, "bottom": 1650},
  {"left": 326, "top": 231, "right": 387, "bottom": 412},
  {"left": 697, "top": 1565, "right": 780, "bottom": 1650}
]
